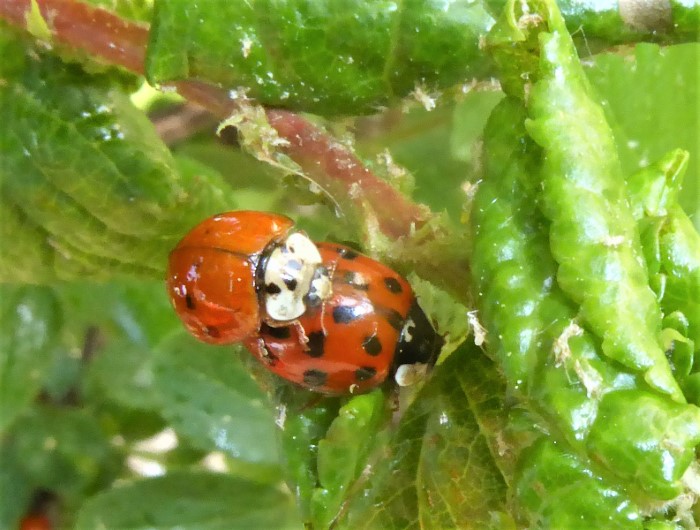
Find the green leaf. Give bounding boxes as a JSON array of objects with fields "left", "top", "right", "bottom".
[
  {"left": 54, "top": 280, "right": 181, "bottom": 347},
  {"left": 146, "top": 0, "right": 495, "bottom": 115},
  {"left": 513, "top": 438, "right": 643, "bottom": 529},
  {"left": 0, "top": 202, "right": 55, "bottom": 282},
  {"left": 407, "top": 274, "right": 471, "bottom": 356},
  {"left": 355, "top": 90, "right": 504, "bottom": 224},
  {"left": 150, "top": 332, "right": 280, "bottom": 466},
  {"left": 520, "top": 0, "right": 682, "bottom": 401},
  {"left": 340, "top": 343, "right": 509, "bottom": 529},
  {"left": 627, "top": 151, "right": 700, "bottom": 357},
  {"left": 0, "top": 285, "right": 61, "bottom": 432},
  {"left": 0, "top": 443, "right": 33, "bottom": 530},
  {"left": 471, "top": 94, "right": 700, "bottom": 520},
  {"left": 311, "top": 391, "right": 389, "bottom": 529},
  {"left": 0, "top": 37, "right": 235, "bottom": 282},
  {"left": 74, "top": 472, "right": 302, "bottom": 530},
  {"left": 627, "top": 149, "right": 688, "bottom": 220},
  {"left": 7, "top": 407, "right": 117, "bottom": 501},
  {"left": 585, "top": 44, "right": 700, "bottom": 224},
  {"left": 277, "top": 396, "right": 340, "bottom": 526},
  {"left": 87, "top": 337, "right": 163, "bottom": 411},
  {"left": 68, "top": 280, "right": 182, "bottom": 410},
  {"left": 657, "top": 209, "right": 700, "bottom": 350},
  {"left": 586, "top": 390, "right": 700, "bottom": 500}
]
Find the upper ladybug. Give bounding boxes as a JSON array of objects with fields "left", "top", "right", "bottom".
[{"left": 167, "top": 211, "right": 330, "bottom": 344}]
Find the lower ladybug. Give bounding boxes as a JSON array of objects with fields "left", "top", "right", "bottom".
[
  {"left": 167, "top": 211, "right": 442, "bottom": 394},
  {"left": 19, "top": 516, "right": 51, "bottom": 530},
  {"left": 245, "top": 242, "right": 442, "bottom": 394}
]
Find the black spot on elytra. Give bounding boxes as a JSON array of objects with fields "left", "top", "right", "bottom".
[
  {"left": 333, "top": 305, "right": 360, "bottom": 324},
  {"left": 303, "top": 369, "right": 328, "bottom": 387},
  {"left": 266, "top": 283, "right": 282, "bottom": 294},
  {"left": 261, "top": 324, "right": 291, "bottom": 339},
  {"left": 306, "top": 331, "right": 326, "bottom": 358},
  {"left": 185, "top": 293, "right": 196, "bottom": 310},
  {"left": 337, "top": 247, "right": 358, "bottom": 260},
  {"left": 355, "top": 366, "right": 377, "bottom": 382},
  {"left": 383, "top": 277, "right": 403, "bottom": 294},
  {"left": 205, "top": 325, "right": 220, "bottom": 338},
  {"left": 362, "top": 334, "right": 382, "bottom": 356},
  {"left": 304, "top": 292, "right": 323, "bottom": 309},
  {"left": 385, "top": 309, "right": 405, "bottom": 331},
  {"left": 283, "top": 277, "right": 298, "bottom": 291},
  {"left": 341, "top": 271, "right": 369, "bottom": 290}
]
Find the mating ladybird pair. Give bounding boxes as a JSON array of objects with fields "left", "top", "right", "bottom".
[{"left": 167, "top": 211, "right": 442, "bottom": 395}]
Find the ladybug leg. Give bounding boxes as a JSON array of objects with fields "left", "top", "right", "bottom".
[
  {"left": 293, "top": 320, "right": 309, "bottom": 345},
  {"left": 300, "top": 394, "right": 326, "bottom": 411},
  {"left": 245, "top": 336, "right": 278, "bottom": 366}
]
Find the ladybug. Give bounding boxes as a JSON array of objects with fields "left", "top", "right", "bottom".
[
  {"left": 244, "top": 242, "right": 442, "bottom": 394},
  {"left": 19, "top": 516, "right": 51, "bottom": 530},
  {"left": 167, "top": 211, "right": 442, "bottom": 394},
  {"left": 167, "top": 211, "right": 330, "bottom": 344}
]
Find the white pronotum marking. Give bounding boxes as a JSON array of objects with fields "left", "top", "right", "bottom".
[{"left": 264, "top": 232, "right": 329, "bottom": 322}]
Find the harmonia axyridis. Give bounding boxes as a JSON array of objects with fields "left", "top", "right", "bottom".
[
  {"left": 244, "top": 242, "right": 442, "bottom": 394},
  {"left": 167, "top": 211, "right": 442, "bottom": 394},
  {"left": 167, "top": 211, "right": 329, "bottom": 344}
]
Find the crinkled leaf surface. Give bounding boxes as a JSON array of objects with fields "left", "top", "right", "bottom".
[
  {"left": 339, "top": 343, "right": 509, "bottom": 529},
  {"left": 471, "top": 2, "right": 700, "bottom": 523},
  {"left": 74, "top": 471, "right": 301, "bottom": 530},
  {"left": 513, "top": 438, "right": 643, "bottom": 529},
  {"left": 586, "top": 389, "right": 700, "bottom": 500},
  {"left": 626, "top": 151, "right": 700, "bottom": 366},
  {"left": 469, "top": 96, "right": 657, "bottom": 524},
  {"left": 522, "top": 0, "right": 682, "bottom": 401},
  {"left": 0, "top": 35, "right": 234, "bottom": 283},
  {"left": 147, "top": 0, "right": 495, "bottom": 115}
]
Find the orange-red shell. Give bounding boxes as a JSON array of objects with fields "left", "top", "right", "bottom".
[
  {"left": 244, "top": 243, "right": 415, "bottom": 394},
  {"left": 167, "top": 211, "right": 294, "bottom": 343},
  {"left": 20, "top": 516, "right": 51, "bottom": 530}
]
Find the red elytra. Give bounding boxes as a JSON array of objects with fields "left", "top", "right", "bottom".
[
  {"left": 167, "top": 211, "right": 294, "bottom": 344},
  {"left": 244, "top": 243, "right": 442, "bottom": 394}
]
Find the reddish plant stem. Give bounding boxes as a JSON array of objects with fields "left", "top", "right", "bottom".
[
  {"left": 1, "top": 0, "right": 430, "bottom": 239},
  {"left": 1, "top": 0, "right": 148, "bottom": 74}
]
